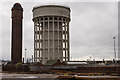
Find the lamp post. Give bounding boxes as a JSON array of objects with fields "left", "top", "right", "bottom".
[
  {"left": 32, "top": 55, "right": 33, "bottom": 63},
  {"left": 25, "top": 48, "right": 27, "bottom": 63},
  {"left": 113, "top": 37, "right": 116, "bottom": 60}
]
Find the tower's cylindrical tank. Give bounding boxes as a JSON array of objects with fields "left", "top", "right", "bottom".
[{"left": 32, "top": 5, "right": 70, "bottom": 64}]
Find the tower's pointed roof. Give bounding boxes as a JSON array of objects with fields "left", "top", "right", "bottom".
[{"left": 12, "top": 3, "right": 23, "bottom": 10}]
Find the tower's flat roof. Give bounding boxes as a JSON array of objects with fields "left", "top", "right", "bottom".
[{"left": 33, "top": 4, "right": 70, "bottom": 11}]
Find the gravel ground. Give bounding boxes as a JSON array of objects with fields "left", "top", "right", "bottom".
[{"left": 1, "top": 73, "right": 58, "bottom": 78}]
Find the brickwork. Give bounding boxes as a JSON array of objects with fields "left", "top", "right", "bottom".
[{"left": 11, "top": 3, "right": 23, "bottom": 63}]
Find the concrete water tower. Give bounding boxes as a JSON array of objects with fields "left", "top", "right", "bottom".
[{"left": 32, "top": 4, "right": 71, "bottom": 64}]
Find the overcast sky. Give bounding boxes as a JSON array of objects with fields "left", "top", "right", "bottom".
[{"left": 1, "top": 1, "right": 118, "bottom": 61}]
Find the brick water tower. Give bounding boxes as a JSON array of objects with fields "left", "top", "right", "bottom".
[{"left": 11, "top": 3, "right": 23, "bottom": 63}]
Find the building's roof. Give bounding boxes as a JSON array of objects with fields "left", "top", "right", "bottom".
[
  {"left": 34, "top": 62, "right": 43, "bottom": 66},
  {"left": 52, "top": 60, "right": 67, "bottom": 66},
  {"left": 44, "top": 60, "right": 67, "bottom": 66},
  {"left": 45, "top": 60, "right": 57, "bottom": 65}
]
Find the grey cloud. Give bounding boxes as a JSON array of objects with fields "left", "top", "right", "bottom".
[{"left": 1, "top": 2, "right": 118, "bottom": 60}]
